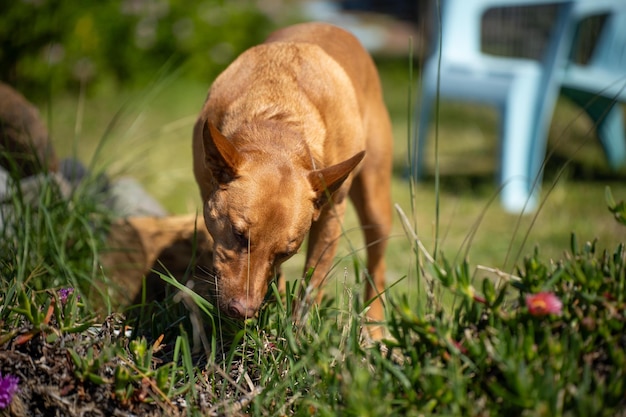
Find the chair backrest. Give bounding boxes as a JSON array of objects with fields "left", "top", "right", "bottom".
[
  {"left": 431, "top": 0, "right": 574, "bottom": 64},
  {"left": 567, "top": 0, "right": 626, "bottom": 66},
  {"left": 585, "top": 6, "right": 626, "bottom": 71},
  {"left": 564, "top": 0, "right": 626, "bottom": 94},
  {"left": 436, "top": 0, "right": 485, "bottom": 63}
]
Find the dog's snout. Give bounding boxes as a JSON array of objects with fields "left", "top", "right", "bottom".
[{"left": 227, "top": 299, "right": 257, "bottom": 319}]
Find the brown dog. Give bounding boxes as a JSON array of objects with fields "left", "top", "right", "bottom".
[{"left": 193, "top": 22, "right": 393, "bottom": 336}]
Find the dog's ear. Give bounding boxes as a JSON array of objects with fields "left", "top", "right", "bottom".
[
  {"left": 309, "top": 151, "right": 365, "bottom": 210},
  {"left": 202, "top": 122, "right": 241, "bottom": 183}
]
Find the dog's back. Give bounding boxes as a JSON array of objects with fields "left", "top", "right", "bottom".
[
  {"left": 264, "top": 22, "right": 385, "bottom": 117},
  {"left": 265, "top": 23, "right": 393, "bottom": 191}
]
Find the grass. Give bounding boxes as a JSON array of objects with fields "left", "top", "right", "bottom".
[
  {"left": 1, "top": 56, "right": 625, "bottom": 415},
  {"left": 39, "top": 60, "right": 626, "bottom": 298},
  {"left": 1, "top": 167, "right": 625, "bottom": 415}
]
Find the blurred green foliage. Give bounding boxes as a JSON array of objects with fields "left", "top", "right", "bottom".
[{"left": 0, "top": 0, "right": 275, "bottom": 99}]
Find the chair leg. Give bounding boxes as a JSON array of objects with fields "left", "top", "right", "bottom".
[
  {"left": 499, "top": 76, "right": 543, "bottom": 213},
  {"left": 597, "top": 106, "right": 626, "bottom": 169},
  {"left": 563, "top": 89, "right": 626, "bottom": 170}
]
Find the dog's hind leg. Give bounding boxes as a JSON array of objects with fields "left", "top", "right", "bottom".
[
  {"left": 349, "top": 102, "right": 393, "bottom": 338},
  {"left": 349, "top": 161, "right": 392, "bottom": 338}
]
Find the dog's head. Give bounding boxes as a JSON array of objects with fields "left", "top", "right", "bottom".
[{"left": 197, "top": 122, "right": 364, "bottom": 319}]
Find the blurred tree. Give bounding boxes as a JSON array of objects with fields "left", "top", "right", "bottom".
[{"left": 0, "top": 0, "right": 273, "bottom": 99}]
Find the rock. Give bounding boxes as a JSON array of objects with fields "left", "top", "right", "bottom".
[
  {"left": 0, "top": 82, "right": 58, "bottom": 177},
  {"left": 106, "top": 177, "right": 168, "bottom": 218},
  {"left": 0, "top": 166, "right": 72, "bottom": 231}
]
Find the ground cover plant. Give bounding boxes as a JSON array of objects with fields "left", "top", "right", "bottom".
[{"left": 0, "top": 164, "right": 625, "bottom": 415}]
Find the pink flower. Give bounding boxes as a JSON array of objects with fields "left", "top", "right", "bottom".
[
  {"left": 452, "top": 340, "right": 468, "bottom": 354},
  {"left": 525, "top": 292, "right": 563, "bottom": 316},
  {"left": 473, "top": 294, "right": 487, "bottom": 304},
  {"left": 0, "top": 373, "right": 19, "bottom": 409}
]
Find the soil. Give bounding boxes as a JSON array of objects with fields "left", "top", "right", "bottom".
[{"left": 0, "top": 314, "right": 251, "bottom": 417}]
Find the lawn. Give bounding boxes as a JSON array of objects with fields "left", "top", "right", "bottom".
[
  {"left": 39, "top": 59, "right": 626, "bottom": 302},
  {"left": 1, "top": 51, "right": 625, "bottom": 415}
]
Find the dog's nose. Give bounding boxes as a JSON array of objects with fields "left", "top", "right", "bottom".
[{"left": 227, "top": 299, "right": 257, "bottom": 319}]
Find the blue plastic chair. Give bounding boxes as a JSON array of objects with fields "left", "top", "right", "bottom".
[
  {"left": 414, "top": 0, "right": 575, "bottom": 213},
  {"left": 559, "top": 0, "right": 626, "bottom": 172}
]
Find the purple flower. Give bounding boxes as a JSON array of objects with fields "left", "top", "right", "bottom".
[
  {"left": 58, "top": 287, "right": 77, "bottom": 304},
  {"left": 0, "top": 373, "right": 19, "bottom": 409}
]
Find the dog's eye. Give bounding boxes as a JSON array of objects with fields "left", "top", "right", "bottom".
[
  {"left": 233, "top": 230, "right": 249, "bottom": 247},
  {"left": 276, "top": 251, "right": 294, "bottom": 262}
]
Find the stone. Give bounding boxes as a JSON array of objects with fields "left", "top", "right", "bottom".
[
  {"left": 0, "top": 82, "right": 58, "bottom": 177},
  {"left": 106, "top": 177, "right": 168, "bottom": 218}
]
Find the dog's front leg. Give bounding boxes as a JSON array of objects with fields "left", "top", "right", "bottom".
[{"left": 301, "top": 199, "right": 348, "bottom": 306}]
